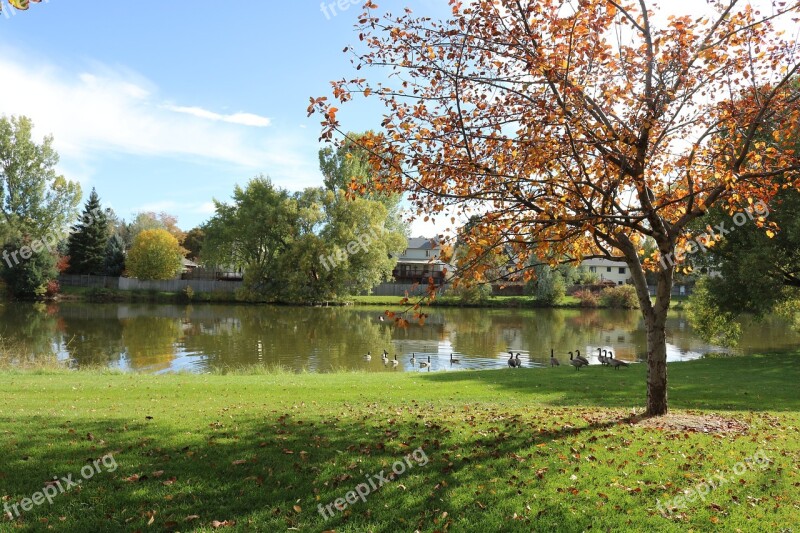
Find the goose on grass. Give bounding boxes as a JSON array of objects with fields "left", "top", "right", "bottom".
[
  {"left": 569, "top": 351, "right": 585, "bottom": 370},
  {"left": 607, "top": 350, "right": 630, "bottom": 369}
]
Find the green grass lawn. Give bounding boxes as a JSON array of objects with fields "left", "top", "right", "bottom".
[{"left": 1, "top": 354, "right": 798, "bottom": 532}]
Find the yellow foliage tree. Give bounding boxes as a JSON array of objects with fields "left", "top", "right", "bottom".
[{"left": 126, "top": 229, "right": 183, "bottom": 281}]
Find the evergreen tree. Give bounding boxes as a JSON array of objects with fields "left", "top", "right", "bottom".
[
  {"left": 104, "top": 234, "right": 126, "bottom": 276},
  {"left": 67, "top": 189, "right": 109, "bottom": 274}
]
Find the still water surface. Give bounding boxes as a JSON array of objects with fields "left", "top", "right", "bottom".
[{"left": 2, "top": 302, "right": 798, "bottom": 373}]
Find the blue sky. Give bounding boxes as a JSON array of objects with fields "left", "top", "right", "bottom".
[{"left": 0, "top": 0, "right": 448, "bottom": 235}]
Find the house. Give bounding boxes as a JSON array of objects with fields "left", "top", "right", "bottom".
[
  {"left": 392, "top": 237, "right": 449, "bottom": 283},
  {"left": 580, "top": 258, "right": 630, "bottom": 285}
]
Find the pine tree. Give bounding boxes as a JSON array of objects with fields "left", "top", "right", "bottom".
[
  {"left": 67, "top": 188, "right": 109, "bottom": 275},
  {"left": 104, "top": 234, "right": 126, "bottom": 276}
]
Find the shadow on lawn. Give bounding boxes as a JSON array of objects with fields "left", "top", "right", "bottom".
[
  {"left": 416, "top": 353, "right": 800, "bottom": 412},
  {"left": 0, "top": 409, "right": 646, "bottom": 532}
]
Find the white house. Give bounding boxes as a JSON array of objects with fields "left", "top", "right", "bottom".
[
  {"left": 580, "top": 258, "right": 630, "bottom": 285},
  {"left": 392, "top": 237, "right": 449, "bottom": 283}
]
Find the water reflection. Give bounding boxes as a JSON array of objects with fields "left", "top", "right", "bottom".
[{"left": 0, "top": 302, "right": 797, "bottom": 373}]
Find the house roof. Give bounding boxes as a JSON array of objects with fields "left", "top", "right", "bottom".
[{"left": 407, "top": 236, "right": 440, "bottom": 250}]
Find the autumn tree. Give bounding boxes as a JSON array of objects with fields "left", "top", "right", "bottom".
[
  {"left": 183, "top": 227, "right": 205, "bottom": 260},
  {"left": 119, "top": 211, "right": 185, "bottom": 249},
  {"left": 311, "top": 1, "right": 800, "bottom": 415},
  {"left": 126, "top": 229, "right": 183, "bottom": 281}
]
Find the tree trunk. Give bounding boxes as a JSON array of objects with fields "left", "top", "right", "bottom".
[{"left": 625, "top": 248, "right": 674, "bottom": 417}]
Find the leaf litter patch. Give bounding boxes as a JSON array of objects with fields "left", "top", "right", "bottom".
[{"left": 632, "top": 413, "right": 749, "bottom": 434}]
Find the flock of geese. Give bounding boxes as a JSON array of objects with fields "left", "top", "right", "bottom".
[
  {"left": 512, "top": 348, "right": 630, "bottom": 369},
  {"left": 362, "top": 350, "right": 462, "bottom": 368},
  {"left": 551, "top": 348, "right": 630, "bottom": 370},
  {"left": 363, "top": 348, "right": 631, "bottom": 369}
]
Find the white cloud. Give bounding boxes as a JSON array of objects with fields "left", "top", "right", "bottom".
[
  {"left": 0, "top": 46, "right": 317, "bottom": 183},
  {"left": 164, "top": 105, "right": 271, "bottom": 127}
]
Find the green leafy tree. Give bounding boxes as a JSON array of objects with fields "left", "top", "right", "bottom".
[
  {"left": 126, "top": 229, "right": 183, "bottom": 280},
  {"left": 66, "top": 188, "right": 109, "bottom": 274},
  {"left": 0, "top": 115, "right": 81, "bottom": 241},
  {"left": 104, "top": 234, "right": 126, "bottom": 276},
  {"left": 203, "top": 176, "right": 406, "bottom": 303},
  {"left": 295, "top": 189, "right": 406, "bottom": 301},
  {"left": 203, "top": 176, "right": 298, "bottom": 295},
  {"left": 319, "top": 132, "right": 408, "bottom": 236},
  {"left": 1, "top": 237, "right": 58, "bottom": 299},
  {"left": 532, "top": 264, "right": 566, "bottom": 305}
]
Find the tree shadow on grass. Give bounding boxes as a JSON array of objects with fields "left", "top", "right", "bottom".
[
  {"left": 416, "top": 353, "right": 800, "bottom": 412},
  {"left": 0, "top": 407, "right": 684, "bottom": 533}
]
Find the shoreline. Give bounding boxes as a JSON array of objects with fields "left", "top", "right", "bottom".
[{"left": 56, "top": 286, "right": 685, "bottom": 310}]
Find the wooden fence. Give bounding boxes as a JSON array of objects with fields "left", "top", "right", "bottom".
[
  {"left": 118, "top": 277, "right": 242, "bottom": 293},
  {"left": 59, "top": 275, "right": 242, "bottom": 294}
]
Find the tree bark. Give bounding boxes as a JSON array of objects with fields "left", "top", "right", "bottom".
[
  {"left": 624, "top": 243, "right": 673, "bottom": 416},
  {"left": 645, "top": 267, "right": 672, "bottom": 415}
]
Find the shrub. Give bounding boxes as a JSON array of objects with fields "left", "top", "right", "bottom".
[
  {"left": 573, "top": 289, "right": 599, "bottom": 307},
  {"left": 600, "top": 285, "right": 640, "bottom": 309},
  {"left": 182, "top": 285, "right": 195, "bottom": 302},
  {"left": 0, "top": 239, "right": 59, "bottom": 300},
  {"left": 448, "top": 282, "right": 492, "bottom": 304},
  {"left": 531, "top": 265, "right": 566, "bottom": 304},
  {"left": 45, "top": 280, "right": 60, "bottom": 298}
]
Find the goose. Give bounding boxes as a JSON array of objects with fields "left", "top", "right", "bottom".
[
  {"left": 575, "top": 349, "right": 589, "bottom": 365},
  {"left": 597, "top": 348, "right": 607, "bottom": 365},
  {"left": 378, "top": 315, "right": 385, "bottom": 322},
  {"left": 410, "top": 353, "right": 416, "bottom": 365},
  {"left": 363, "top": 351, "right": 372, "bottom": 361},
  {"left": 508, "top": 352, "right": 516, "bottom": 368},
  {"left": 381, "top": 350, "right": 389, "bottom": 362},
  {"left": 514, "top": 353, "right": 522, "bottom": 368},
  {"left": 569, "top": 351, "right": 585, "bottom": 370},
  {"left": 608, "top": 351, "right": 629, "bottom": 369},
  {"left": 550, "top": 349, "right": 560, "bottom": 367},
  {"left": 391, "top": 355, "right": 399, "bottom": 367},
  {"left": 450, "top": 353, "right": 460, "bottom": 364},
  {"left": 419, "top": 355, "right": 431, "bottom": 368}
]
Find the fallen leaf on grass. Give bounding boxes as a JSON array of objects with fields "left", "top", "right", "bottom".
[{"left": 211, "top": 519, "right": 236, "bottom": 528}]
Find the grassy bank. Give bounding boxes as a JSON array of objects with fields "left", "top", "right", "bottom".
[
  {"left": 349, "top": 294, "right": 688, "bottom": 309},
  {"left": 60, "top": 287, "right": 688, "bottom": 311},
  {"left": 60, "top": 285, "right": 239, "bottom": 304},
  {"left": 1, "top": 354, "right": 798, "bottom": 531},
  {"left": 349, "top": 294, "right": 583, "bottom": 308}
]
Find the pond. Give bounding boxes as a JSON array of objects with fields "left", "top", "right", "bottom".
[{"left": 1, "top": 302, "right": 798, "bottom": 373}]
